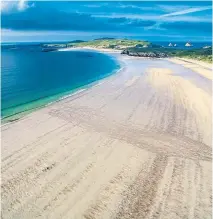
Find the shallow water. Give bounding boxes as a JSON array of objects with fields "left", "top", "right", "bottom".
[{"left": 1, "top": 45, "right": 120, "bottom": 119}]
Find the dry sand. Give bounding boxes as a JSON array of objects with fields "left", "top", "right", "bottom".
[
  {"left": 1, "top": 53, "right": 212, "bottom": 219},
  {"left": 170, "top": 57, "right": 212, "bottom": 80},
  {"left": 58, "top": 47, "right": 121, "bottom": 53}
]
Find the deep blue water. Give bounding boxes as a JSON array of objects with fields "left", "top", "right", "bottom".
[{"left": 1, "top": 45, "right": 120, "bottom": 119}]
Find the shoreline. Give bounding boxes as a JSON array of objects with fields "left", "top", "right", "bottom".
[
  {"left": 2, "top": 47, "right": 212, "bottom": 124},
  {"left": 2, "top": 52, "right": 212, "bottom": 218},
  {"left": 60, "top": 46, "right": 212, "bottom": 78},
  {"left": 1, "top": 49, "right": 123, "bottom": 124},
  {"left": 58, "top": 46, "right": 122, "bottom": 53},
  {"left": 2, "top": 47, "right": 211, "bottom": 124}
]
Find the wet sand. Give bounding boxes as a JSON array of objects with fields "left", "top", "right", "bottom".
[{"left": 1, "top": 53, "right": 212, "bottom": 219}]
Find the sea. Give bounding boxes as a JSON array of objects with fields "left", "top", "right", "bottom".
[
  {"left": 151, "top": 41, "right": 212, "bottom": 49},
  {"left": 1, "top": 43, "right": 120, "bottom": 120}
]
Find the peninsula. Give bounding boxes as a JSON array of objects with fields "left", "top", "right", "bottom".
[{"left": 42, "top": 38, "right": 212, "bottom": 63}]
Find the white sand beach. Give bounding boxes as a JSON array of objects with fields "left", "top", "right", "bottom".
[
  {"left": 1, "top": 52, "right": 212, "bottom": 219},
  {"left": 58, "top": 46, "right": 122, "bottom": 53},
  {"left": 170, "top": 57, "right": 212, "bottom": 80}
]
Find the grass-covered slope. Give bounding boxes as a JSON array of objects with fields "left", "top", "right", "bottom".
[
  {"left": 43, "top": 39, "right": 151, "bottom": 50},
  {"left": 67, "top": 39, "right": 151, "bottom": 49}
]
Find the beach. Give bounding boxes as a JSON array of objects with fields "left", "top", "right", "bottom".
[{"left": 1, "top": 52, "right": 212, "bottom": 219}]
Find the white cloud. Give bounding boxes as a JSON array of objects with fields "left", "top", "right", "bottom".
[
  {"left": 158, "top": 5, "right": 190, "bottom": 13},
  {"left": 119, "top": 4, "right": 146, "bottom": 10},
  {"left": 92, "top": 13, "right": 211, "bottom": 23},
  {"left": 0, "top": 1, "right": 15, "bottom": 12},
  {"left": 161, "top": 6, "right": 212, "bottom": 17},
  {"left": 83, "top": 3, "right": 108, "bottom": 8},
  {"left": 92, "top": 14, "right": 149, "bottom": 19},
  {"left": 18, "top": 0, "right": 28, "bottom": 11},
  {"left": 146, "top": 6, "right": 212, "bottom": 30},
  {"left": 1, "top": 28, "right": 13, "bottom": 34},
  {"left": 92, "top": 4, "right": 212, "bottom": 31},
  {"left": 0, "top": 0, "right": 34, "bottom": 12},
  {"left": 83, "top": 4, "right": 101, "bottom": 8},
  {"left": 0, "top": 2, "right": 6, "bottom": 11}
]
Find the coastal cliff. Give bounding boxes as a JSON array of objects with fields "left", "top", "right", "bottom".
[
  {"left": 120, "top": 46, "right": 212, "bottom": 62},
  {"left": 121, "top": 50, "right": 168, "bottom": 58}
]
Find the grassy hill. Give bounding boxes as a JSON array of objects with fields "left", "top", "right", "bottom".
[
  {"left": 66, "top": 39, "right": 151, "bottom": 49},
  {"left": 42, "top": 39, "right": 151, "bottom": 50}
]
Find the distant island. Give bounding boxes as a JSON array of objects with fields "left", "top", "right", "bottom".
[
  {"left": 185, "top": 42, "right": 193, "bottom": 47},
  {"left": 168, "top": 43, "right": 177, "bottom": 47},
  {"left": 42, "top": 39, "right": 212, "bottom": 63}
]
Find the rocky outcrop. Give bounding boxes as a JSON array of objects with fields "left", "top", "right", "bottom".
[
  {"left": 185, "top": 42, "right": 193, "bottom": 47},
  {"left": 121, "top": 50, "right": 168, "bottom": 58}
]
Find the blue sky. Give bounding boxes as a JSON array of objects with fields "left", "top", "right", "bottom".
[{"left": 1, "top": 1, "right": 212, "bottom": 42}]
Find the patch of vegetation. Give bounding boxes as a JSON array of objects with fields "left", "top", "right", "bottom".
[
  {"left": 124, "top": 46, "right": 212, "bottom": 63},
  {"left": 43, "top": 39, "right": 151, "bottom": 49},
  {"left": 171, "top": 47, "right": 212, "bottom": 63},
  {"left": 94, "top": 37, "right": 115, "bottom": 40},
  {"left": 67, "top": 39, "right": 151, "bottom": 49}
]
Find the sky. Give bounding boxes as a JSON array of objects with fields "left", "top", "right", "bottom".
[{"left": 1, "top": 1, "right": 212, "bottom": 42}]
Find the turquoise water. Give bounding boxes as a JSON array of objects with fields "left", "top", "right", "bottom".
[{"left": 1, "top": 44, "right": 120, "bottom": 120}]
